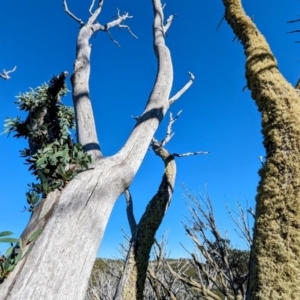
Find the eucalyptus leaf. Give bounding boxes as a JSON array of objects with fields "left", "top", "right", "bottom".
[
  {"left": 14, "top": 250, "right": 23, "bottom": 265},
  {"left": 5, "top": 246, "right": 14, "bottom": 257},
  {"left": 28, "top": 229, "right": 42, "bottom": 243},
  {"left": 0, "top": 231, "right": 14, "bottom": 237},
  {"left": 0, "top": 238, "right": 19, "bottom": 244}
]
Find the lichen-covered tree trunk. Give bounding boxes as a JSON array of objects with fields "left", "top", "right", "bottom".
[
  {"left": 114, "top": 141, "right": 176, "bottom": 300},
  {"left": 222, "top": 1, "right": 300, "bottom": 299},
  {"left": 0, "top": 0, "right": 173, "bottom": 299}
]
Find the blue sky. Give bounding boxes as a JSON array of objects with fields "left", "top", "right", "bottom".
[{"left": 0, "top": 0, "right": 299, "bottom": 258}]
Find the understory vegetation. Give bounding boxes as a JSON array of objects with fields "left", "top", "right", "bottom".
[{"left": 86, "top": 191, "right": 251, "bottom": 300}]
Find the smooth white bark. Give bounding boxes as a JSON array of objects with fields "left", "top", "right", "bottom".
[{"left": 0, "top": 1, "right": 173, "bottom": 299}]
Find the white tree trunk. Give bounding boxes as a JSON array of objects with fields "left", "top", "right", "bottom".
[{"left": 0, "top": 0, "right": 173, "bottom": 299}]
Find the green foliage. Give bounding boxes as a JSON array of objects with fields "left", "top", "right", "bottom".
[
  {"left": 3, "top": 72, "right": 92, "bottom": 210},
  {"left": 0, "top": 230, "right": 41, "bottom": 283}
]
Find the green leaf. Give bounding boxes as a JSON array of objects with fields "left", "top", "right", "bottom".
[
  {"left": 36, "top": 155, "right": 48, "bottom": 168},
  {"left": 32, "top": 194, "right": 40, "bottom": 205},
  {"left": 0, "top": 238, "right": 18, "bottom": 244},
  {"left": 3, "top": 258, "right": 10, "bottom": 271},
  {"left": 14, "top": 249, "right": 23, "bottom": 265},
  {"left": 5, "top": 246, "right": 14, "bottom": 257},
  {"left": 0, "top": 231, "right": 14, "bottom": 237},
  {"left": 7, "top": 264, "right": 15, "bottom": 272},
  {"left": 82, "top": 161, "right": 88, "bottom": 170},
  {"left": 28, "top": 229, "right": 42, "bottom": 244},
  {"left": 37, "top": 170, "right": 47, "bottom": 183},
  {"left": 17, "top": 238, "right": 23, "bottom": 250}
]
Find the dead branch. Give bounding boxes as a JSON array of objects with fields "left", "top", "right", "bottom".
[
  {"left": 173, "top": 151, "right": 209, "bottom": 157},
  {"left": 164, "top": 14, "right": 177, "bottom": 34},
  {"left": 226, "top": 199, "right": 253, "bottom": 248},
  {"left": 160, "top": 111, "right": 182, "bottom": 147},
  {"left": 0, "top": 66, "right": 17, "bottom": 80},
  {"left": 169, "top": 72, "right": 195, "bottom": 105},
  {"left": 88, "top": 0, "right": 104, "bottom": 24},
  {"left": 63, "top": 0, "right": 84, "bottom": 25},
  {"left": 124, "top": 189, "right": 137, "bottom": 235},
  {"left": 181, "top": 187, "right": 249, "bottom": 299}
]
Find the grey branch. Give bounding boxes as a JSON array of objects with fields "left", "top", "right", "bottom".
[
  {"left": 169, "top": 72, "right": 195, "bottom": 105},
  {"left": 124, "top": 189, "right": 137, "bottom": 235},
  {"left": 164, "top": 14, "right": 176, "bottom": 34},
  {"left": 88, "top": 0, "right": 104, "bottom": 24},
  {"left": 0, "top": 66, "right": 16, "bottom": 80},
  {"left": 173, "top": 151, "right": 209, "bottom": 157},
  {"left": 160, "top": 111, "right": 182, "bottom": 147},
  {"left": 107, "top": 30, "right": 121, "bottom": 47},
  {"left": 118, "top": 24, "right": 138, "bottom": 39},
  {"left": 226, "top": 200, "right": 253, "bottom": 248},
  {"left": 63, "top": 0, "right": 84, "bottom": 25},
  {"left": 89, "top": 0, "right": 96, "bottom": 15},
  {"left": 258, "top": 155, "right": 264, "bottom": 166}
]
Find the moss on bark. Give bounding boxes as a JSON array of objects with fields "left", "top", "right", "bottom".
[{"left": 222, "top": 1, "right": 300, "bottom": 299}]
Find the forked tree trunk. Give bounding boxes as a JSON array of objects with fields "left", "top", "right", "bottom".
[
  {"left": 222, "top": 1, "right": 300, "bottom": 299},
  {"left": 0, "top": 0, "right": 173, "bottom": 299}
]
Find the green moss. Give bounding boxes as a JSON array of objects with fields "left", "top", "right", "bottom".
[{"left": 223, "top": 0, "right": 300, "bottom": 299}]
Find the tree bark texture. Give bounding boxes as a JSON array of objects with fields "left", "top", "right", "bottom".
[
  {"left": 222, "top": 1, "right": 300, "bottom": 299},
  {"left": 114, "top": 141, "right": 176, "bottom": 300},
  {"left": 0, "top": 0, "right": 173, "bottom": 299}
]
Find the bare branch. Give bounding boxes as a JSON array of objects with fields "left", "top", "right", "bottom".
[
  {"left": 89, "top": 0, "right": 96, "bottom": 15},
  {"left": 169, "top": 72, "right": 195, "bottom": 105},
  {"left": 0, "top": 66, "right": 17, "bottom": 80},
  {"left": 287, "top": 18, "right": 300, "bottom": 24},
  {"left": 118, "top": 24, "right": 138, "bottom": 39},
  {"left": 88, "top": 0, "right": 104, "bottom": 24},
  {"left": 225, "top": 200, "right": 253, "bottom": 248},
  {"left": 63, "top": 0, "right": 84, "bottom": 25},
  {"left": 124, "top": 189, "right": 137, "bottom": 235},
  {"left": 258, "top": 155, "right": 264, "bottom": 166},
  {"left": 160, "top": 111, "right": 182, "bottom": 147},
  {"left": 181, "top": 187, "right": 249, "bottom": 299},
  {"left": 107, "top": 30, "right": 121, "bottom": 47},
  {"left": 287, "top": 29, "right": 300, "bottom": 34},
  {"left": 103, "top": 11, "right": 133, "bottom": 31},
  {"left": 216, "top": 15, "right": 225, "bottom": 31},
  {"left": 164, "top": 14, "right": 177, "bottom": 34},
  {"left": 173, "top": 151, "right": 209, "bottom": 157}
]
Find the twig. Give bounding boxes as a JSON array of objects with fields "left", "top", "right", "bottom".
[
  {"left": 287, "top": 30, "right": 300, "bottom": 34},
  {"left": 63, "top": 0, "right": 84, "bottom": 25},
  {"left": 164, "top": 14, "right": 177, "bottom": 34},
  {"left": 287, "top": 18, "right": 300, "bottom": 24},
  {"left": 89, "top": 0, "right": 96, "bottom": 15},
  {"left": 88, "top": 0, "right": 104, "bottom": 24},
  {"left": 107, "top": 30, "right": 121, "bottom": 47},
  {"left": 124, "top": 189, "right": 137, "bottom": 235},
  {"left": 160, "top": 111, "right": 182, "bottom": 147},
  {"left": 169, "top": 72, "right": 195, "bottom": 105},
  {"left": 118, "top": 24, "right": 138, "bottom": 39},
  {"left": 173, "top": 151, "right": 209, "bottom": 157},
  {"left": 0, "top": 66, "right": 17, "bottom": 80},
  {"left": 216, "top": 15, "right": 225, "bottom": 31}
]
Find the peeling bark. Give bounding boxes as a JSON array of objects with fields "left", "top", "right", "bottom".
[{"left": 222, "top": 1, "right": 300, "bottom": 299}]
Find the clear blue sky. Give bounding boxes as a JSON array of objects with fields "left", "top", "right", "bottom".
[{"left": 0, "top": 0, "right": 299, "bottom": 258}]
